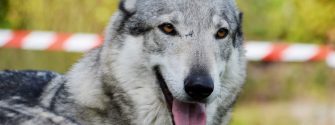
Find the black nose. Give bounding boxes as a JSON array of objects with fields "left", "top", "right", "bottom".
[{"left": 184, "top": 74, "right": 214, "bottom": 100}]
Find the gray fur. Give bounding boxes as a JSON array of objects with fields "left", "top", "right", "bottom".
[{"left": 0, "top": 0, "right": 246, "bottom": 125}]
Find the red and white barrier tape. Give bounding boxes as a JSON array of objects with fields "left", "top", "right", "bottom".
[
  {"left": 0, "top": 30, "right": 103, "bottom": 52},
  {"left": 0, "top": 29, "right": 334, "bottom": 68},
  {"left": 246, "top": 41, "right": 335, "bottom": 68}
]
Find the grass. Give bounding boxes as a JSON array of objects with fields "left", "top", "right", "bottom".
[
  {"left": 231, "top": 102, "right": 298, "bottom": 125},
  {"left": 0, "top": 48, "right": 82, "bottom": 73},
  {"left": 231, "top": 98, "right": 335, "bottom": 125},
  {"left": 241, "top": 62, "right": 335, "bottom": 102}
]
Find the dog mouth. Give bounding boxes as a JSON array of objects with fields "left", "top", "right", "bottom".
[{"left": 154, "top": 66, "right": 207, "bottom": 125}]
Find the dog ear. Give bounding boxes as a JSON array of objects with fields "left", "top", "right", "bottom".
[
  {"left": 119, "top": 0, "right": 137, "bottom": 15},
  {"left": 236, "top": 12, "right": 243, "bottom": 38},
  {"left": 233, "top": 12, "right": 243, "bottom": 48}
]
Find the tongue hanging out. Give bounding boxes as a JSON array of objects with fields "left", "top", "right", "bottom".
[{"left": 172, "top": 100, "right": 206, "bottom": 125}]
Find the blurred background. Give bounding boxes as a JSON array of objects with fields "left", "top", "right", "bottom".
[{"left": 0, "top": 0, "right": 335, "bottom": 125}]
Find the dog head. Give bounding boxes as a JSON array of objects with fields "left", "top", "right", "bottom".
[{"left": 103, "top": 0, "right": 246, "bottom": 124}]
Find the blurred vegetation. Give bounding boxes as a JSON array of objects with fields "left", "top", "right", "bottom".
[
  {"left": 3, "top": 0, "right": 119, "bottom": 33},
  {"left": 231, "top": 63, "right": 335, "bottom": 125},
  {"left": 0, "top": 48, "right": 81, "bottom": 73},
  {"left": 1, "top": 0, "right": 335, "bottom": 43},
  {"left": 241, "top": 62, "right": 335, "bottom": 103},
  {"left": 0, "top": 0, "right": 335, "bottom": 125},
  {"left": 238, "top": 0, "right": 335, "bottom": 44},
  {"left": 0, "top": 0, "right": 9, "bottom": 28}
]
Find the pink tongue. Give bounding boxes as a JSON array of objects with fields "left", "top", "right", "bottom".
[{"left": 172, "top": 100, "right": 206, "bottom": 125}]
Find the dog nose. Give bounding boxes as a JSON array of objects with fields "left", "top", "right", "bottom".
[{"left": 184, "top": 74, "right": 214, "bottom": 100}]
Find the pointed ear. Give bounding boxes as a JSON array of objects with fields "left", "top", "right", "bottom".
[
  {"left": 237, "top": 12, "right": 243, "bottom": 37},
  {"left": 119, "top": 0, "right": 137, "bottom": 15},
  {"left": 233, "top": 12, "right": 243, "bottom": 48}
]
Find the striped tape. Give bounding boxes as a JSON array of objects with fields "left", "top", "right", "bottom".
[
  {"left": 246, "top": 41, "right": 333, "bottom": 62},
  {"left": 0, "top": 29, "right": 334, "bottom": 68},
  {"left": 0, "top": 30, "right": 103, "bottom": 52}
]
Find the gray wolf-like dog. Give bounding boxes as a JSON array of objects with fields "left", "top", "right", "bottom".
[{"left": 0, "top": 0, "right": 246, "bottom": 124}]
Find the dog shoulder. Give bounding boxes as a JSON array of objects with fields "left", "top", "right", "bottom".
[{"left": 65, "top": 48, "right": 110, "bottom": 110}]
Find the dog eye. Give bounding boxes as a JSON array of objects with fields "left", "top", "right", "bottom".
[
  {"left": 215, "top": 28, "right": 229, "bottom": 39},
  {"left": 158, "top": 23, "right": 177, "bottom": 36}
]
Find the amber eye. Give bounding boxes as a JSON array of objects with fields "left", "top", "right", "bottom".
[
  {"left": 216, "top": 28, "right": 229, "bottom": 39},
  {"left": 158, "top": 23, "right": 177, "bottom": 35}
]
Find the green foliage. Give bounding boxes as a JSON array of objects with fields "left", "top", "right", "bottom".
[
  {"left": 0, "top": 0, "right": 9, "bottom": 28},
  {"left": 237, "top": 0, "right": 335, "bottom": 43},
  {"left": 5, "top": 0, "right": 119, "bottom": 33},
  {"left": 1, "top": 0, "right": 334, "bottom": 43}
]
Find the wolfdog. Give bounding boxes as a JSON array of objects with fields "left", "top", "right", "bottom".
[{"left": 0, "top": 0, "right": 246, "bottom": 124}]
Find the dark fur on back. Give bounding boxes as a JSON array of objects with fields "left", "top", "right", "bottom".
[
  {"left": 0, "top": 70, "right": 57, "bottom": 103},
  {"left": 0, "top": 70, "right": 79, "bottom": 125}
]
